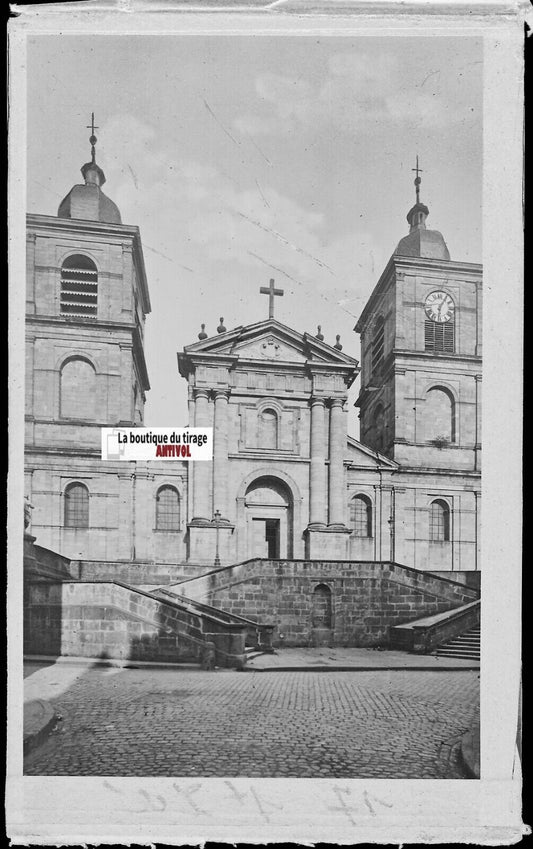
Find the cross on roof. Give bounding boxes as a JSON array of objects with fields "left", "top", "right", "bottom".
[
  {"left": 86, "top": 113, "right": 99, "bottom": 163},
  {"left": 412, "top": 155, "right": 423, "bottom": 202},
  {"left": 260, "top": 278, "right": 284, "bottom": 319},
  {"left": 86, "top": 113, "right": 99, "bottom": 136}
]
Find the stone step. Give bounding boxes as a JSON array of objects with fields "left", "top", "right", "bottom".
[
  {"left": 446, "top": 637, "right": 479, "bottom": 645},
  {"left": 437, "top": 651, "right": 480, "bottom": 660},
  {"left": 443, "top": 634, "right": 479, "bottom": 644},
  {"left": 435, "top": 626, "right": 480, "bottom": 660}
]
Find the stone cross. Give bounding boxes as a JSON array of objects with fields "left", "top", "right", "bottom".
[{"left": 260, "top": 278, "right": 284, "bottom": 319}]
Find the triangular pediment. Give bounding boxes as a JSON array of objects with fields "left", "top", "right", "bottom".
[
  {"left": 346, "top": 435, "right": 398, "bottom": 468},
  {"left": 232, "top": 331, "right": 308, "bottom": 363},
  {"left": 182, "top": 319, "right": 359, "bottom": 368}
]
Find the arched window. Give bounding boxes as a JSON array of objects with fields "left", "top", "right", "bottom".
[
  {"left": 259, "top": 408, "right": 278, "bottom": 449},
  {"left": 350, "top": 495, "right": 373, "bottom": 537},
  {"left": 64, "top": 482, "right": 89, "bottom": 528},
  {"left": 429, "top": 499, "right": 451, "bottom": 542},
  {"left": 60, "top": 255, "right": 98, "bottom": 317},
  {"left": 371, "top": 316, "right": 385, "bottom": 374},
  {"left": 373, "top": 404, "right": 385, "bottom": 452},
  {"left": 156, "top": 486, "right": 180, "bottom": 531},
  {"left": 425, "top": 386, "right": 455, "bottom": 443},
  {"left": 60, "top": 358, "right": 96, "bottom": 419}
]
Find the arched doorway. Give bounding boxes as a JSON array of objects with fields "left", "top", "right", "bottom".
[{"left": 244, "top": 476, "right": 293, "bottom": 559}]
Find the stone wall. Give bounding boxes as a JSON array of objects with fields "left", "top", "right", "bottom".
[
  {"left": 172, "top": 559, "right": 478, "bottom": 647},
  {"left": 74, "top": 559, "right": 205, "bottom": 585},
  {"left": 24, "top": 579, "right": 247, "bottom": 667},
  {"left": 430, "top": 570, "right": 481, "bottom": 591}
]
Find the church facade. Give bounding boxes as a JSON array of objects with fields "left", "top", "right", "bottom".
[{"left": 25, "top": 139, "right": 482, "bottom": 585}]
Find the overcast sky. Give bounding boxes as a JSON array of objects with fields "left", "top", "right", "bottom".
[{"left": 27, "top": 34, "right": 482, "bottom": 432}]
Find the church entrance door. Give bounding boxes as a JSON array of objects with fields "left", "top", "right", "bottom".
[
  {"left": 251, "top": 518, "right": 280, "bottom": 558},
  {"left": 245, "top": 477, "right": 292, "bottom": 559}
]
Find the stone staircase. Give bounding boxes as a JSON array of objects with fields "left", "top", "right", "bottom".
[
  {"left": 435, "top": 626, "right": 480, "bottom": 661},
  {"left": 24, "top": 540, "right": 273, "bottom": 669}
]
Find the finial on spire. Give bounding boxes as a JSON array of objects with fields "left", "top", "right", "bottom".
[
  {"left": 217, "top": 317, "right": 226, "bottom": 334},
  {"left": 86, "top": 113, "right": 99, "bottom": 165},
  {"left": 316, "top": 325, "right": 324, "bottom": 341},
  {"left": 198, "top": 323, "right": 208, "bottom": 340},
  {"left": 412, "top": 155, "right": 423, "bottom": 203},
  {"left": 334, "top": 334, "right": 343, "bottom": 351}
]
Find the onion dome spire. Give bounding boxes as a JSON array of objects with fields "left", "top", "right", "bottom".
[
  {"left": 57, "top": 113, "right": 121, "bottom": 224},
  {"left": 395, "top": 156, "right": 450, "bottom": 261}
]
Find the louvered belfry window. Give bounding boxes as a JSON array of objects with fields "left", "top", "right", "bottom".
[
  {"left": 424, "top": 319, "right": 454, "bottom": 353},
  {"left": 371, "top": 317, "right": 385, "bottom": 374},
  {"left": 60, "top": 255, "right": 98, "bottom": 317}
]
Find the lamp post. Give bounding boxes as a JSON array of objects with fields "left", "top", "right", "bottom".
[{"left": 213, "top": 509, "right": 221, "bottom": 566}]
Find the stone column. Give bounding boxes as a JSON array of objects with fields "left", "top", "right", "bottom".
[
  {"left": 328, "top": 397, "right": 346, "bottom": 528},
  {"left": 309, "top": 396, "right": 326, "bottom": 526},
  {"left": 187, "top": 385, "right": 195, "bottom": 427},
  {"left": 213, "top": 390, "right": 230, "bottom": 519},
  {"left": 192, "top": 388, "right": 211, "bottom": 521}
]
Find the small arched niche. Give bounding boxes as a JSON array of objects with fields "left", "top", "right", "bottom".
[{"left": 312, "top": 583, "right": 332, "bottom": 629}]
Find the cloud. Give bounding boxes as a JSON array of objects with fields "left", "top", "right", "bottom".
[
  {"left": 233, "top": 114, "right": 276, "bottom": 136},
  {"left": 233, "top": 50, "right": 477, "bottom": 137},
  {"left": 100, "top": 114, "right": 377, "bottom": 298},
  {"left": 97, "top": 114, "right": 378, "bottom": 423}
]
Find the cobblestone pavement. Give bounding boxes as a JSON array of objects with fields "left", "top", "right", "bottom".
[{"left": 24, "top": 667, "right": 479, "bottom": 778}]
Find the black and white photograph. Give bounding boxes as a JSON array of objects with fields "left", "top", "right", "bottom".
[{"left": 7, "top": 1, "right": 524, "bottom": 843}]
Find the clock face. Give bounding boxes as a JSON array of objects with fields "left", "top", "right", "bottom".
[{"left": 424, "top": 291, "right": 454, "bottom": 323}]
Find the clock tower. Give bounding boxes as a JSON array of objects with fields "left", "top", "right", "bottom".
[{"left": 355, "top": 167, "right": 482, "bottom": 473}]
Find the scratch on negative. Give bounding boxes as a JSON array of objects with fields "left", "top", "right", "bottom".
[
  {"left": 203, "top": 99, "right": 240, "bottom": 147},
  {"left": 255, "top": 180, "right": 270, "bottom": 208},
  {"left": 127, "top": 164, "right": 139, "bottom": 189},
  {"left": 246, "top": 133, "right": 272, "bottom": 166},
  {"left": 248, "top": 251, "right": 303, "bottom": 288},
  {"left": 236, "top": 210, "right": 335, "bottom": 275}
]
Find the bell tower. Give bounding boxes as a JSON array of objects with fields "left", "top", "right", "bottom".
[
  {"left": 355, "top": 161, "right": 482, "bottom": 472},
  {"left": 25, "top": 117, "right": 151, "bottom": 558}
]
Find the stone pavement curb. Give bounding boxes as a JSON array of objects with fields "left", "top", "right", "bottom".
[
  {"left": 23, "top": 698, "right": 60, "bottom": 757},
  {"left": 24, "top": 654, "right": 204, "bottom": 671},
  {"left": 459, "top": 728, "right": 480, "bottom": 778},
  {"left": 244, "top": 664, "right": 480, "bottom": 672}
]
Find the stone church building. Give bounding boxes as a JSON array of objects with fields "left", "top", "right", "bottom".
[{"left": 25, "top": 134, "right": 482, "bottom": 619}]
